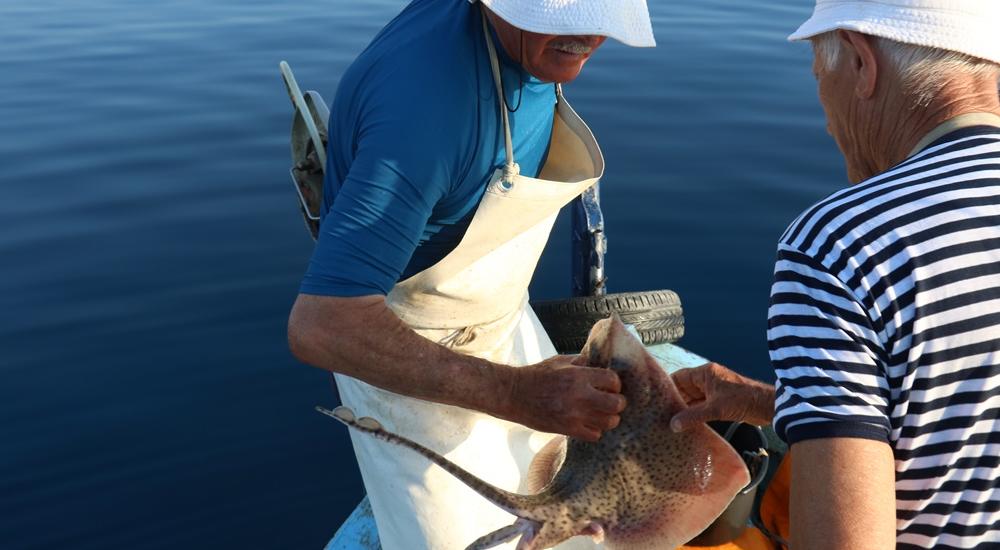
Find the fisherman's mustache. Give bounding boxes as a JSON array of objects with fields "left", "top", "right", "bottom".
[{"left": 549, "top": 39, "right": 594, "bottom": 55}]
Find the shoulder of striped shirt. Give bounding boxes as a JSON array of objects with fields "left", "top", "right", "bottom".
[{"left": 778, "top": 127, "right": 1000, "bottom": 246}]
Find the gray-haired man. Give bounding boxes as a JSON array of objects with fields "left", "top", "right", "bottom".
[{"left": 669, "top": 1, "right": 1000, "bottom": 548}]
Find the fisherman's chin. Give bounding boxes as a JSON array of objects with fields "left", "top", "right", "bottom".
[{"left": 528, "top": 56, "right": 589, "bottom": 83}]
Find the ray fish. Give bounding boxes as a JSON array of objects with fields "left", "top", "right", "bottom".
[{"left": 319, "top": 315, "right": 750, "bottom": 549}]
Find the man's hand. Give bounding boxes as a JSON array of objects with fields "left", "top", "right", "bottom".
[
  {"left": 290, "top": 294, "right": 625, "bottom": 441},
  {"left": 669, "top": 362, "right": 775, "bottom": 431},
  {"left": 499, "top": 355, "right": 626, "bottom": 442}
]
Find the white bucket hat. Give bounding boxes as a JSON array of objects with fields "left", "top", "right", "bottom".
[
  {"left": 473, "top": 0, "right": 655, "bottom": 48},
  {"left": 788, "top": 0, "right": 1000, "bottom": 64}
]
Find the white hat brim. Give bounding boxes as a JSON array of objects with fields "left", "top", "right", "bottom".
[
  {"left": 788, "top": 1, "right": 1000, "bottom": 64},
  {"left": 478, "top": 0, "right": 656, "bottom": 48}
]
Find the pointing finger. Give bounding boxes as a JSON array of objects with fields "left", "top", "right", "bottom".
[
  {"left": 670, "top": 403, "right": 718, "bottom": 432},
  {"left": 670, "top": 409, "right": 696, "bottom": 432}
]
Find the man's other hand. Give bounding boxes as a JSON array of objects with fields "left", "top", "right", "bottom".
[
  {"left": 500, "top": 355, "right": 626, "bottom": 442},
  {"left": 669, "top": 362, "right": 775, "bottom": 431}
]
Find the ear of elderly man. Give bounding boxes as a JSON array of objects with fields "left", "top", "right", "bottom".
[{"left": 674, "top": 1, "right": 1000, "bottom": 549}]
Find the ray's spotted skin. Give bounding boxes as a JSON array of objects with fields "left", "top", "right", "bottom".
[{"left": 318, "top": 315, "right": 749, "bottom": 549}]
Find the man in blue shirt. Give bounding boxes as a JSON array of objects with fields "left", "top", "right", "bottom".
[{"left": 289, "top": 0, "right": 654, "bottom": 548}]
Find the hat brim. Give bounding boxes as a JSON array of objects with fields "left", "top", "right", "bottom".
[
  {"left": 479, "top": 0, "right": 656, "bottom": 48},
  {"left": 787, "top": 1, "right": 1000, "bottom": 64}
]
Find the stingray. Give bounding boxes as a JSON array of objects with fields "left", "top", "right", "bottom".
[{"left": 319, "top": 315, "right": 750, "bottom": 549}]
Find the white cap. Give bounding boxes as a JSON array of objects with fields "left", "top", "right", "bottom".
[
  {"left": 788, "top": 0, "right": 1000, "bottom": 64},
  {"left": 475, "top": 0, "right": 655, "bottom": 48}
]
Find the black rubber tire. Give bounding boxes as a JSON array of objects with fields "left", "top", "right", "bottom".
[{"left": 531, "top": 290, "right": 684, "bottom": 354}]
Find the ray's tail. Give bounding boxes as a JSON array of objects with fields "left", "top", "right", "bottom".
[{"left": 317, "top": 406, "right": 541, "bottom": 517}]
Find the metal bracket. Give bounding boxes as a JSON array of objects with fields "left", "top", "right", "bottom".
[
  {"left": 280, "top": 61, "right": 330, "bottom": 241},
  {"left": 571, "top": 183, "right": 607, "bottom": 297}
]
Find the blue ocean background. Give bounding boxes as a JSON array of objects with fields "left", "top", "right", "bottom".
[{"left": 0, "top": 0, "right": 846, "bottom": 548}]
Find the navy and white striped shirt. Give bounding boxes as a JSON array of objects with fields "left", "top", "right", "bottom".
[{"left": 769, "top": 125, "right": 1000, "bottom": 548}]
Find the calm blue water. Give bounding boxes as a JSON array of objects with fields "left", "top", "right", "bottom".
[{"left": 0, "top": 1, "right": 846, "bottom": 548}]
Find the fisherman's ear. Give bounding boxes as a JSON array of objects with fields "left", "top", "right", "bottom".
[{"left": 838, "top": 29, "right": 878, "bottom": 100}]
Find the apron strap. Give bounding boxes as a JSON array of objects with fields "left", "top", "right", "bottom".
[{"left": 479, "top": 8, "right": 518, "bottom": 182}]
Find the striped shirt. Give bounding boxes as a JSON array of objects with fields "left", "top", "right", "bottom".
[{"left": 768, "top": 125, "right": 1000, "bottom": 548}]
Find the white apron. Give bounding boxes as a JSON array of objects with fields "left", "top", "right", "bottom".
[{"left": 335, "top": 14, "right": 605, "bottom": 550}]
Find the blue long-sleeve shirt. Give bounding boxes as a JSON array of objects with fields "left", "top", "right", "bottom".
[{"left": 299, "top": 0, "right": 556, "bottom": 297}]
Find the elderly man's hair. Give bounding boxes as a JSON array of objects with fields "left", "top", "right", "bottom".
[{"left": 812, "top": 31, "right": 1000, "bottom": 108}]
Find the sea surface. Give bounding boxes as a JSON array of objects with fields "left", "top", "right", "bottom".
[{"left": 0, "top": 1, "right": 846, "bottom": 548}]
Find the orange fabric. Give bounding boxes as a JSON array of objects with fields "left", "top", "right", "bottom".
[
  {"left": 678, "top": 451, "right": 793, "bottom": 550},
  {"left": 757, "top": 452, "right": 792, "bottom": 545},
  {"left": 677, "top": 526, "right": 773, "bottom": 549}
]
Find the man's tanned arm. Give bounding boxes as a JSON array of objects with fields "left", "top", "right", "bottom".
[
  {"left": 288, "top": 294, "right": 626, "bottom": 441},
  {"left": 790, "top": 438, "right": 896, "bottom": 550}
]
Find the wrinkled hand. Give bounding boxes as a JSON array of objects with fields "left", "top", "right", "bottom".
[
  {"left": 501, "top": 355, "right": 626, "bottom": 442},
  {"left": 669, "top": 362, "right": 775, "bottom": 432}
]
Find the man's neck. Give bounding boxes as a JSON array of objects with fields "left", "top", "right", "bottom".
[
  {"left": 906, "top": 112, "right": 1000, "bottom": 157},
  {"left": 880, "top": 77, "right": 1000, "bottom": 169}
]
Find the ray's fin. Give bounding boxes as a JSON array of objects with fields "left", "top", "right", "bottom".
[
  {"left": 464, "top": 518, "right": 540, "bottom": 550},
  {"left": 526, "top": 436, "right": 566, "bottom": 494},
  {"left": 603, "top": 428, "right": 750, "bottom": 549}
]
